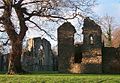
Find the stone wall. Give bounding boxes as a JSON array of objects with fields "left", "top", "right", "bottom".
[
  {"left": 41, "top": 38, "right": 53, "bottom": 71},
  {"left": 22, "top": 53, "right": 34, "bottom": 71},
  {"left": 0, "top": 53, "right": 3, "bottom": 71},
  {"left": 0, "top": 53, "right": 9, "bottom": 72},
  {"left": 57, "top": 18, "right": 120, "bottom": 74},
  {"left": 21, "top": 18, "right": 120, "bottom": 74},
  {"left": 102, "top": 47, "right": 120, "bottom": 74},
  {"left": 80, "top": 54, "right": 102, "bottom": 73}
]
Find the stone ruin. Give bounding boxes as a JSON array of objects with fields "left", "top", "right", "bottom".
[
  {"left": 102, "top": 47, "right": 120, "bottom": 73},
  {"left": 0, "top": 37, "right": 56, "bottom": 72},
  {"left": 0, "top": 53, "right": 9, "bottom": 72},
  {"left": 0, "top": 17, "right": 120, "bottom": 74},
  {"left": 0, "top": 37, "right": 58, "bottom": 72},
  {"left": 0, "top": 53, "right": 4, "bottom": 71},
  {"left": 22, "top": 37, "right": 54, "bottom": 71},
  {"left": 58, "top": 22, "right": 76, "bottom": 73},
  {"left": 81, "top": 17, "right": 102, "bottom": 73},
  {"left": 58, "top": 17, "right": 120, "bottom": 74}
]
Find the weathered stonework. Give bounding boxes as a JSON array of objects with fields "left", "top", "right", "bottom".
[
  {"left": 0, "top": 53, "right": 9, "bottom": 72},
  {"left": 0, "top": 17, "right": 120, "bottom": 74},
  {"left": 22, "top": 37, "right": 54, "bottom": 71},
  {"left": 0, "top": 53, "right": 3, "bottom": 71},
  {"left": 81, "top": 17, "right": 102, "bottom": 73},
  {"left": 102, "top": 47, "right": 120, "bottom": 74},
  {"left": 58, "top": 22, "right": 76, "bottom": 73},
  {"left": 21, "top": 17, "right": 120, "bottom": 74},
  {"left": 57, "top": 19, "right": 103, "bottom": 73},
  {"left": 41, "top": 38, "right": 53, "bottom": 71}
]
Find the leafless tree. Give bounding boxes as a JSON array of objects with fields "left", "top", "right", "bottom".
[
  {"left": 112, "top": 28, "right": 120, "bottom": 47},
  {"left": 99, "top": 15, "right": 117, "bottom": 47},
  {"left": 0, "top": 0, "right": 97, "bottom": 74}
]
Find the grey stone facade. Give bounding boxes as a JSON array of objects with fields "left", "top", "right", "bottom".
[
  {"left": 0, "top": 53, "right": 3, "bottom": 71},
  {"left": 41, "top": 38, "right": 53, "bottom": 70},
  {"left": 0, "top": 53, "right": 9, "bottom": 72},
  {"left": 22, "top": 37, "right": 54, "bottom": 71}
]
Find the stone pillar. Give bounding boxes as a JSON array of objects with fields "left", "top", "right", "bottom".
[{"left": 58, "top": 22, "right": 76, "bottom": 73}]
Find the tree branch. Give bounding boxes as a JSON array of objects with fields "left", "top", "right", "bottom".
[
  {"left": 2, "top": 0, "right": 18, "bottom": 41},
  {"left": 21, "top": 1, "right": 42, "bottom": 6},
  {"left": 0, "top": 16, "right": 4, "bottom": 21},
  {"left": 18, "top": 0, "right": 24, "bottom": 5},
  {"left": 0, "top": 29, "right": 5, "bottom": 32},
  {"left": 25, "top": 10, "right": 84, "bottom": 21},
  {"left": 28, "top": 19, "right": 57, "bottom": 41},
  {"left": 14, "top": 4, "right": 28, "bottom": 41},
  {"left": 3, "top": 39, "right": 9, "bottom": 46},
  {"left": 0, "top": 6, "right": 5, "bottom": 9}
]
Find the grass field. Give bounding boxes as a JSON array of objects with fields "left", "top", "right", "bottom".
[{"left": 0, "top": 72, "right": 120, "bottom": 83}]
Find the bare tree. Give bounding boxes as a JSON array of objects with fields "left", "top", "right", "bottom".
[
  {"left": 0, "top": 0, "right": 97, "bottom": 74},
  {"left": 99, "top": 15, "right": 116, "bottom": 47},
  {"left": 112, "top": 28, "right": 120, "bottom": 47}
]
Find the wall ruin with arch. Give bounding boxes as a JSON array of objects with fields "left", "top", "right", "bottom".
[{"left": 58, "top": 17, "right": 120, "bottom": 74}]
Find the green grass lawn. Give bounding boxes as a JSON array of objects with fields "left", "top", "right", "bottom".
[{"left": 0, "top": 72, "right": 120, "bottom": 83}]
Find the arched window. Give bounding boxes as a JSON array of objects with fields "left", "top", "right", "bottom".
[{"left": 90, "top": 35, "right": 94, "bottom": 44}]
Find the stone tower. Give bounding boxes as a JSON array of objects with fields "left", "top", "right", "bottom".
[
  {"left": 58, "top": 22, "right": 76, "bottom": 73},
  {"left": 81, "top": 17, "right": 102, "bottom": 73}
]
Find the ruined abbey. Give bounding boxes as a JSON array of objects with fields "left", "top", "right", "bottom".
[
  {"left": 58, "top": 17, "right": 120, "bottom": 74},
  {"left": 0, "top": 17, "right": 120, "bottom": 74}
]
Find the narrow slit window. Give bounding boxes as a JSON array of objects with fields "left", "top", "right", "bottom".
[{"left": 90, "top": 36, "right": 94, "bottom": 44}]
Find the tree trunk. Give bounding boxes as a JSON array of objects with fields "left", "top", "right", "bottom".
[
  {"left": 2, "top": 1, "right": 28, "bottom": 74},
  {"left": 7, "top": 39, "right": 24, "bottom": 74}
]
